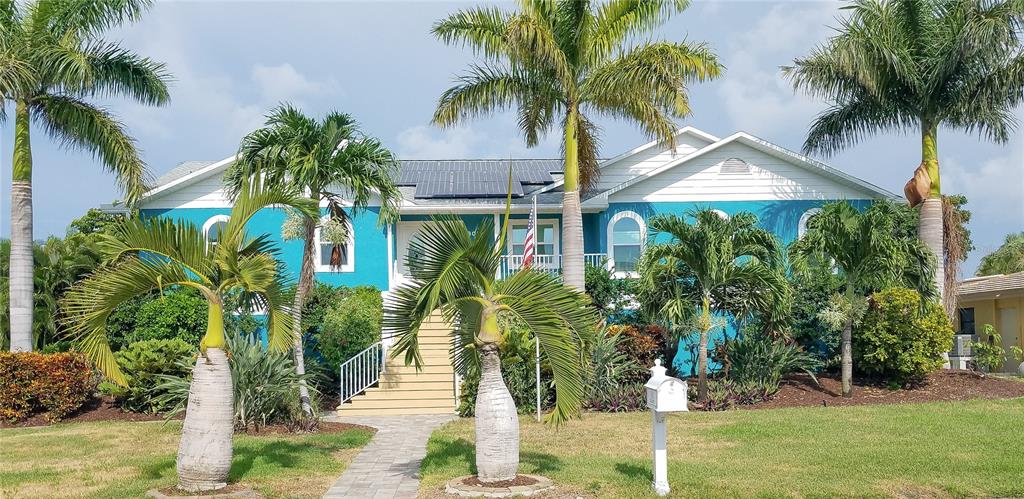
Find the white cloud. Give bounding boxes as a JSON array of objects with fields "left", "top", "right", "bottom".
[
  {"left": 396, "top": 122, "right": 562, "bottom": 159},
  {"left": 250, "top": 63, "right": 338, "bottom": 104}
]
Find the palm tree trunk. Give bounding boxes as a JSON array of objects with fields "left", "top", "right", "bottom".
[
  {"left": 919, "top": 123, "right": 944, "bottom": 303},
  {"left": 9, "top": 100, "right": 34, "bottom": 352},
  {"left": 474, "top": 342, "right": 519, "bottom": 483},
  {"left": 696, "top": 327, "right": 709, "bottom": 403},
  {"left": 291, "top": 214, "right": 316, "bottom": 417},
  {"left": 841, "top": 317, "right": 853, "bottom": 398},
  {"left": 561, "top": 106, "right": 585, "bottom": 291},
  {"left": 177, "top": 303, "right": 233, "bottom": 492}
]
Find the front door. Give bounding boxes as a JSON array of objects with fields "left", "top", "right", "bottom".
[
  {"left": 395, "top": 221, "right": 428, "bottom": 284},
  {"left": 998, "top": 306, "right": 1020, "bottom": 372}
]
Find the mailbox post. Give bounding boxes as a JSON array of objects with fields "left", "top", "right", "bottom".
[{"left": 644, "top": 359, "right": 688, "bottom": 496}]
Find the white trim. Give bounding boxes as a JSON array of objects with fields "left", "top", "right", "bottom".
[
  {"left": 386, "top": 223, "right": 394, "bottom": 288},
  {"left": 314, "top": 216, "right": 355, "bottom": 273},
  {"left": 583, "top": 132, "right": 899, "bottom": 207},
  {"left": 607, "top": 211, "right": 646, "bottom": 278},
  {"left": 537, "top": 126, "right": 719, "bottom": 195},
  {"left": 144, "top": 155, "right": 237, "bottom": 202},
  {"left": 712, "top": 209, "right": 729, "bottom": 220},
  {"left": 202, "top": 215, "right": 231, "bottom": 243},
  {"left": 798, "top": 208, "right": 822, "bottom": 239}
]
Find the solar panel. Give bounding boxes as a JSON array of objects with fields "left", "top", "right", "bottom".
[{"left": 399, "top": 159, "right": 557, "bottom": 199}]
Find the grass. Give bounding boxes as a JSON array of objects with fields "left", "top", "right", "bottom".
[
  {"left": 0, "top": 421, "right": 374, "bottom": 499},
  {"left": 420, "top": 398, "right": 1024, "bottom": 498}
]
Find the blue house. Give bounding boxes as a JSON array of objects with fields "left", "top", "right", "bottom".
[{"left": 128, "top": 126, "right": 896, "bottom": 414}]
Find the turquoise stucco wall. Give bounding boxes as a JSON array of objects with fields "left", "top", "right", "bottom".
[{"left": 140, "top": 206, "right": 391, "bottom": 290}]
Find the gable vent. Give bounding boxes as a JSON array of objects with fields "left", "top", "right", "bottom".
[{"left": 719, "top": 157, "right": 750, "bottom": 175}]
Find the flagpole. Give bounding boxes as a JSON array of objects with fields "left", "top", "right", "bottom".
[{"left": 533, "top": 194, "right": 542, "bottom": 423}]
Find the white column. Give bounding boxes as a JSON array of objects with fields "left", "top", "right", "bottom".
[{"left": 652, "top": 411, "right": 670, "bottom": 496}]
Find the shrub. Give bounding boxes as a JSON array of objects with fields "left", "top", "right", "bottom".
[
  {"left": 131, "top": 288, "right": 207, "bottom": 345},
  {"left": 300, "top": 283, "right": 346, "bottom": 338},
  {"left": 584, "top": 263, "right": 637, "bottom": 319},
  {"left": 315, "top": 286, "right": 382, "bottom": 373},
  {"left": 0, "top": 352, "right": 96, "bottom": 423},
  {"left": 790, "top": 270, "right": 843, "bottom": 365},
  {"left": 99, "top": 339, "right": 194, "bottom": 413},
  {"left": 156, "top": 332, "right": 321, "bottom": 432},
  {"left": 609, "top": 324, "right": 669, "bottom": 381},
  {"left": 968, "top": 324, "right": 1024, "bottom": 373},
  {"left": 856, "top": 287, "right": 953, "bottom": 383},
  {"left": 720, "top": 333, "right": 820, "bottom": 396},
  {"left": 585, "top": 383, "right": 647, "bottom": 412},
  {"left": 700, "top": 379, "right": 768, "bottom": 411},
  {"left": 457, "top": 318, "right": 553, "bottom": 417}
]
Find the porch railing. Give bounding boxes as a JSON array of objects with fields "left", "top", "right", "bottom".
[
  {"left": 338, "top": 340, "right": 386, "bottom": 404},
  {"left": 497, "top": 253, "right": 608, "bottom": 279}
]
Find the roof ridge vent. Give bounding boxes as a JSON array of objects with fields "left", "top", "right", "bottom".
[{"left": 719, "top": 157, "right": 750, "bottom": 175}]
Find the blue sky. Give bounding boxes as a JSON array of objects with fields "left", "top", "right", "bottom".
[{"left": 0, "top": 0, "right": 1021, "bottom": 275}]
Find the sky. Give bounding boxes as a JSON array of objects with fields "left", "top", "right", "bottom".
[{"left": 0, "top": 0, "right": 1021, "bottom": 276}]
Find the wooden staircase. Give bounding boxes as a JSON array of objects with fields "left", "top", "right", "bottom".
[{"left": 336, "top": 315, "right": 457, "bottom": 416}]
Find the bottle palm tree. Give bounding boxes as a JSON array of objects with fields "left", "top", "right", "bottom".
[
  {"left": 224, "top": 104, "right": 402, "bottom": 416},
  {"left": 789, "top": 201, "right": 935, "bottom": 397},
  {"left": 783, "top": 0, "right": 1024, "bottom": 306},
  {"left": 1, "top": 0, "right": 171, "bottom": 351},
  {"left": 637, "top": 209, "right": 789, "bottom": 403},
  {"left": 61, "top": 178, "right": 318, "bottom": 492},
  {"left": 431, "top": 0, "right": 722, "bottom": 290},
  {"left": 384, "top": 213, "right": 598, "bottom": 483}
]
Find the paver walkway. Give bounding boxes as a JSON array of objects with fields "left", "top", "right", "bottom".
[{"left": 322, "top": 413, "right": 456, "bottom": 499}]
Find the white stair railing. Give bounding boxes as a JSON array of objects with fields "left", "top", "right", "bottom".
[{"left": 338, "top": 341, "right": 387, "bottom": 405}]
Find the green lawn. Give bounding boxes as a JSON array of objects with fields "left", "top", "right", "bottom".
[
  {"left": 0, "top": 421, "right": 374, "bottom": 499},
  {"left": 421, "top": 398, "right": 1024, "bottom": 498}
]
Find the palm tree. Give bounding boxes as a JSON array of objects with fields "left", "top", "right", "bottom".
[
  {"left": 637, "top": 209, "right": 789, "bottom": 403},
  {"left": 385, "top": 214, "right": 597, "bottom": 483},
  {"left": 0, "top": 0, "right": 171, "bottom": 351},
  {"left": 225, "top": 104, "right": 402, "bottom": 416},
  {"left": 789, "top": 201, "right": 935, "bottom": 397},
  {"left": 783, "top": 0, "right": 1024, "bottom": 306},
  {"left": 61, "top": 178, "right": 317, "bottom": 492},
  {"left": 977, "top": 232, "right": 1024, "bottom": 276},
  {"left": 431, "top": 0, "right": 722, "bottom": 290}
]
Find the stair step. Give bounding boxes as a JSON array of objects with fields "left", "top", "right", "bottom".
[
  {"left": 377, "top": 380, "right": 453, "bottom": 390},
  {"left": 344, "top": 398, "right": 455, "bottom": 410},
  {"left": 336, "top": 405, "right": 455, "bottom": 416},
  {"left": 379, "top": 372, "right": 453, "bottom": 383},
  {"left": 360, "top": 388, "right": 454, "bottom": 401},
  {"left": 385, "top": 365, "right": 454, "bottom": 375}
]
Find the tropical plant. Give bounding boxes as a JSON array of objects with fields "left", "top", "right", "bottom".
[
  {"left": 784, "top": 0, "right": 1024, "bottom": 304},
  {"left": 586, "top": 326, "right": 640, "bottom": 404},
  {"left": 968, "top": 324, "right": 1024, "bottom": 373},
  {"left": 637, "top": 209, "right": 790, "bottom": 403},
  {"left": 856, "top": 287, "right": 953, "bottom": 383},
  {"left": 99, "top": 338, "right": 194, "bottom": 414},
  {"left": 1, "top": 0, "right": 171, "bottom": 351},
  {"left": 431, "top": 0, "right": 723, "bottom": 290},
  {"left": 977, "top": 232, "right": 1024, "bottom": 276},
  {"left": 790, "top": 201, "right": 936, "bottom": 397},
  {"left": 0, "top": 351, "right": 96, "bottom": 423},
  {"left": 225, "top": 104, "right": 402, "bottom": 416},
  {"left": 61, "top": 178, "right": 316, "bottom": 492},
  {"left": 719, "top": 333, "right": 820, "bottom": 396},
  {"left": 384, "top": 212, "right": 598, "bottom": 483},
  {"left": 316, "top": 286, "right": 383, "bottom": 373}
]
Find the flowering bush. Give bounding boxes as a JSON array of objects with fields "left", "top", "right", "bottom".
[{"left": 0, "top": 352, "right": 96, "bottom": 423}]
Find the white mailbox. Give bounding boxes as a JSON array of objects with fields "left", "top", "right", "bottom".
[{"left": 644, "top": 359, "right": 689, "bottom": 413}]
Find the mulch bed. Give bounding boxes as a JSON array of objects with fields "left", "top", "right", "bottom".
[
  {"left": 0, "top": 396, "right": 175, "bottom": 428},
  {"left": 748, "top": 370, "right": 1024, "bottom": 410},
  {"left": 462, "top": 475, "right": 539, "bottom": 488}
]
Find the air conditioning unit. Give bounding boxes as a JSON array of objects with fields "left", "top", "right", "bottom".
[{"left": 951, "top": 334, "right": 977, "bottom": 357}]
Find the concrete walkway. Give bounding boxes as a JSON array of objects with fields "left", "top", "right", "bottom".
[{"left": 322, "top": 413, "right": 457, "bottom": 499}]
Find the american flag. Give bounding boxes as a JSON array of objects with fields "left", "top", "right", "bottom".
[{"left": 522, "top": 196, "right": 537, "bottom": 269}]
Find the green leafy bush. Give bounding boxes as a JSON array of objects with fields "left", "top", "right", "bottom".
[
  {"left": 584, "top": 263, "right": 637, "bottom": 318},
  {"left": 584, "top": 327, "right": 643, "bottom": 411},
  {"left": 99, "top": 339, "right": 194, "bottom": 413},
  {"left": 457, "top": 318, "right": 553, "bottom": 417},
  {"left": 789, "top": 270, "right": 843, "bottom": 364},
  {"left": 700, "top": 379, "right": 767, "bottom": 411},
  {"left": 157, "top": 333, "right": 321, "bottom": 431},
  {"left": 968, "top": 324, "right": 1024, "bottom": 373},
  {"left": 315, "top": 286, "right": 382, "bottom": 372},
  {"left": 131, "top": 288, "right": 207, "bottom": 345},
  {"left": 0, "top": 352, "right": 96, "bottom": 423},
  {"left": 856, "top": 287, "right": 953, "bottom": 383},
  {"left": 720, "top": 333, "right": 820, "bottom": 395}
]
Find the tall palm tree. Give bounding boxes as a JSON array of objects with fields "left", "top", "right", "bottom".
[
  {"left": 637, "top": 209, "right": 789, "bottom": 403},
  {"left": 225, "top": 104, "right": 402, "bottom": 416},
  {"left": 385, "top": 213, "right": 597, "bottom": 483},
  {"left": 431, "top": 0, "right": 722, "bottom": 290},
  {"left": 0, "top": 0, "right": 170, "bottom": 351},
  {"left": 789, "top": 201, "right": 935, "bottom": 397},
  {"left": 977, "top": 232, "right": 1024, "bottom": 276},
  {"left": 783, "top": 0, "right": 1024, "bottom": 306},
  {"left": 62, "top": 179, "right": 317, "bottom": 492}
]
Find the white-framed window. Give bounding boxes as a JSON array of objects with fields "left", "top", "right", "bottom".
[
  {"left": 798, "top": 208, "right": 822, "bottom": 239},
  {"left": 315, "top": 217, "right": 355, "bottom": 273},
  {"left": 202, "top": 215, "right": 230, "bottom": 245},
  {"left": 509, "top": 219, "right": 559, "bottom": 267},
  {"left": 607, "top": 211, "right": 645, "bottom": 276}
]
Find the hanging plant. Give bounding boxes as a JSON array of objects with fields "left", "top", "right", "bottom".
[{"left": 319, "top": 218, "right": 349, "bottom": 245}]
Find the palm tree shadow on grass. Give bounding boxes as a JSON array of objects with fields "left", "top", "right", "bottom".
[
  {"left": 421, "top": 438, "right": 564, "bottom": 475},
  {"left": 614, "top": 462, "right": 651, "bottom": 483}
]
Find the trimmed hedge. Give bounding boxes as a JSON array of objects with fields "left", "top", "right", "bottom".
[{"left": 0, "top": 352, "right": 96, "bottom": 423}]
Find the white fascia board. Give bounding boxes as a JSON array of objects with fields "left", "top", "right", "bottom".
[
  {"left": 398, "top": 203, "right": 606, "bottom": 214},
  {"left": 536, "top": 126, "right": 720, "bottom": 195},
  {"left": 141, "top": 154, "right": 237, "bottom": 202}
]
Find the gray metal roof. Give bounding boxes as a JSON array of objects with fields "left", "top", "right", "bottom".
[
  {"left": 959, "top": 272, "right": 1024, "bottom": 297},
  {"left": 397, "top": 159, "right": 562, "bottom": 199},
  {"left": 153, "top": 160, "right": 217, "bottom": 188}
]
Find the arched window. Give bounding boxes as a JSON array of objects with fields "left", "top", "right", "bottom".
[
  {"left": 798, "top": 208, "right": 822, "bottom": 239},
  {"left": 607, "top": 211, "right": 645, "bottom": 275},
  {"left": 315, "top": 217, "right": 355, "bottom": 273},
  {"left": 202, "top": 215, "right": 230, "bottom": 245}
]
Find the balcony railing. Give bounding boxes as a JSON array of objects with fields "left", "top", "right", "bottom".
[{"left": 498, "top": 253, "right": 608, "bottom": 279}]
